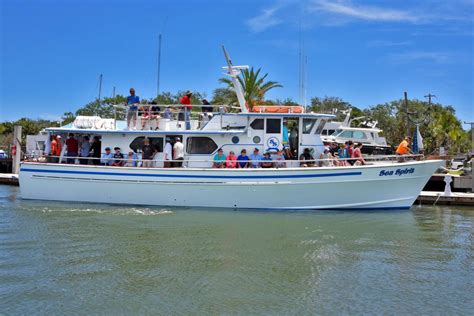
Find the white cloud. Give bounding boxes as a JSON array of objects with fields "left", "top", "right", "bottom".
[
  {"left": 309, "top": 0, "right": 422, "bottom": 23},
  {"left": 367, "top": 40, "right": 412, "bottom": 47},
  {"left": 246, "top": 5, "right": 283, "bottom": 32},
  {"left": 38, "top": 113, "right": 63, "bottom": 121},
  {"left": 388, "top": 51, "right": 455, "bottom": 64}
]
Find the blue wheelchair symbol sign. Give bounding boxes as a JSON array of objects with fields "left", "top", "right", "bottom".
[{"left": 267, "top": 137, "right": 280, "bottom": 150}]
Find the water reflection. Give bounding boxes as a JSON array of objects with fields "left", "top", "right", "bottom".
[{"left": 1, "top": 185, "right": 473, "bottom": 314}]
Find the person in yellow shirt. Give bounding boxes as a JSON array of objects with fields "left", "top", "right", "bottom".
[{"left": 396, "top": 136, "right": 413, "bottom": 159}]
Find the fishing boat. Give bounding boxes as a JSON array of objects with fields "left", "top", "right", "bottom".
[{"left": 19, "top": 47, "right": 442, "bottom": 210}]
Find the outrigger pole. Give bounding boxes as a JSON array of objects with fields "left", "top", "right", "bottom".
[{"left": 221, "top": 46, "right": 248, "bottom": 113}]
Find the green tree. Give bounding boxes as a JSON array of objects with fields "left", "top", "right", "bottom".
[
  {"left": 211, "top": 88, "right": 238, "bottom": 106},
  {"left": 310, "top": 96, "right": 364, "bottom": 122},
  {"left": 219, "top": 67, "right": 282, "bottom": 110},
  {"left": 364, "top": 99, "right": 469, "bottom": 154}
]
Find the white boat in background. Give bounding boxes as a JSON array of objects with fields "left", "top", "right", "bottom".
[
  {"left": 19, "top": 47, "right": 442, "bottom": 210},
  {"left": 321, "top": 109, "right": 392, "bottom": 155}
]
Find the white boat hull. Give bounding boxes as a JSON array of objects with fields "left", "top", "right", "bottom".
[{"left": 19, "top": 160, "right": 442, "bottom": 210}]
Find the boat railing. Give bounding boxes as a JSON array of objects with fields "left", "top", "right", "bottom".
[
  {"left": 114, "top": 103, "right": 230, "bottom": 129},
  {"left": 23, "top": 153, "right": 425, "bottom": 167}
]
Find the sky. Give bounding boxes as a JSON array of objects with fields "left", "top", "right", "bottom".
[{"left": 1, "top": 0, "right": 473, "bottom": 126}]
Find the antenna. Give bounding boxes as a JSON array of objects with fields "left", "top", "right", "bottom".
[
  {"left": 157, "top": 34, "right": 162, "bottom": 98},
  {"left": 98, "top": 74, "right": 103, "bottom": 102},
  {"left": 424, "top": 93, "right": 436, "bottom": 105},
  {"left": 298, "top": 4, "right": 308, "bottom": 109}
]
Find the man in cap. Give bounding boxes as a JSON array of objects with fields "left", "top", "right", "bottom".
[
  {"left": 260, "top": 152, "right": 274, "bottom": 168},
  {"left": 180, "top": 91, "right": 193, "bottom": 130},
  {"left": 112, "top": 147, "right": 124, "bottom": 166},
  {"left": 173, "top": 137, "right": 184, "bottom": 167},
  {"left": 126, "top": 88, "right": 140, "bottom": 130}
]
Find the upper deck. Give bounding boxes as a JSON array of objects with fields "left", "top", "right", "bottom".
[{"left": 45, "top": 109, "right": 335, "bottom": 135}]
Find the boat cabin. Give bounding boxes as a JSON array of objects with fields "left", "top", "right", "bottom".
[{"left": 45, "top": 110, "right": 333, "bottom": 168}]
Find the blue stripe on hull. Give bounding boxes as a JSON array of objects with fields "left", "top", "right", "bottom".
[{"left": 21, "top": 167, "right": 362, "bottom": 180}]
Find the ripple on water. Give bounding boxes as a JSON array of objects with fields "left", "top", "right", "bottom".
[{"left": 1, "top": 185, "right": 473, "bottom": 314}]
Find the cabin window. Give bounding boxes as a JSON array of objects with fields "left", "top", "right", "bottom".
[
  {"left": 303, "top": 119, "right": 316, "bottom": 134},
  {"left": 186, "top": 137, "right": 218, "bottom": 154},
  {"left": 353, "top": 131, "right": 367, "bottom": 139},
  {"left": 315, "top": 119, "right": 326, "bottom": 134},
  {"left": 266, "top": 119, "right": 281, "bottom": 134},
  {"left": 129, "top": 137, "right": 163, "bottom": 153},
  {"left": 340, "top": 131, "right": 353, "bottom": 138},
  {"left": 250, "top": 119, "right": 264, "bottom": 130}
]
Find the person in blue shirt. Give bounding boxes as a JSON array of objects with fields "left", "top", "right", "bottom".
[
  {"left": 249, "top": 148, "right": 263, "bottom": 168},
  {"left": 237, "top": 149, "right": 250, "bottom": 168},
  {"left": 282, "top": 120, "right": 289, "bottom": 145},
  {"left": 100, "top": 147, "right": 114, "bottom": 166},
  {"left": 126, "top": 88, "right": 140, "bottom": 130},
  {"left": 213, "top": 148, "right": 226, "bottom": 168}
]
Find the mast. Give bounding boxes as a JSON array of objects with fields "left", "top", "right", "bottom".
[{"left": 221, "top": 46, "right": 248, "bottom": 113}]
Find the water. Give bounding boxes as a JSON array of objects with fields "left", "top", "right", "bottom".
[{"left": 1, "top": 185, "right": 473, "bottom": 314}]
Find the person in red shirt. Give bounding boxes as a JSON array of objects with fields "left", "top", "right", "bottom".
[
  {"left": 50, "top": 135, "right": 62, "bottom": 163},
  {"left": 180, "top": 91, "right": 193, "bottom": 130},
  {"left": 65, "top": 133, "right": 79, "bottom": 164}
]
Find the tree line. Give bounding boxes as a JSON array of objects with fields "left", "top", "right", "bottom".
[{"left": 0, "top": 67, "right": 470, "bottom": 155}]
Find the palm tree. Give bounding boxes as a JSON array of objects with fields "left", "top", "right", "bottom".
[{"left": 219, "top": 67, "right": 282, "bottom": 110}]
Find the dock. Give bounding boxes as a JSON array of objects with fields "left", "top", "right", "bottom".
[
  {"left": 0, "top": 173, "right": 19, "bottom": 186},
  {"left": 416, "top": 191, "right": 474, "bottom": 206}
]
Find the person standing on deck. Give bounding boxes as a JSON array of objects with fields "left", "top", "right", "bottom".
[
  {"left": 347, "top": 141, "right": 355, "bottom": 166},
  {"left": 141, "top": 138, "right": 156, "bottom": 168},
  {"left": 90, "top": 136, "right": 101, "bottom": 165},
  {"left": 65, "top": 133, "right": 78, "bottom": 164},
  {"left": 173, "top": 137, "right": 184, "bottom": 167},
  {"left": 202, "top": 99, "right": 213, "bottom": 113},
  {"left": 126, "top": 88, "right": 140, "bottom": 130},
  {"left": 163, "top": 138, "right": 173, "bottom": 168},
  {"left": 50, "top": 135, "right": 62, "bottom": 163},
  {"left": 180, "top": 91, "right": 193, "bottom": 130},
  {"left": 79, "top": 136, "right": 90, "bottom": 165}
]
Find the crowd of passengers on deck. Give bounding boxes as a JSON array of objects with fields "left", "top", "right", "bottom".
[
  {"left": 125, "top": 88, "right": 213, "bottom": 131},
  {"left": 44, "top": 132, "right": 367, "bottom": 168}
]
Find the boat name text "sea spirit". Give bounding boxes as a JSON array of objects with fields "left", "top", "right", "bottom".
[{"left": 379, "top": 168, "right": 415, "bottom": 177}]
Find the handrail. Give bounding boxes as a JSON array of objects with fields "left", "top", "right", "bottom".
[{"left": 24, "top": 153, "right": 425, "bottom": 165}]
